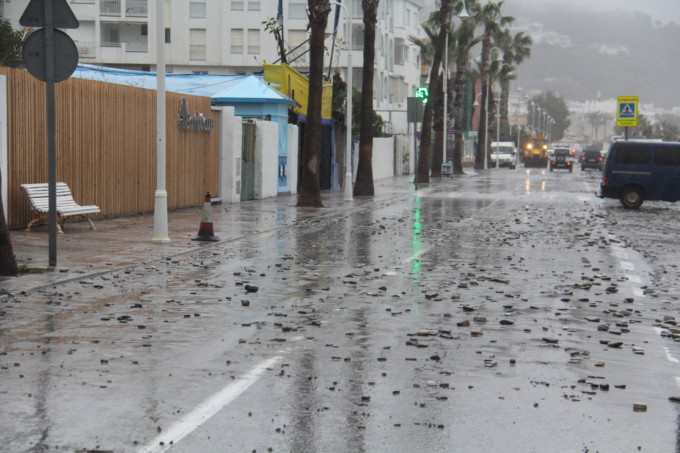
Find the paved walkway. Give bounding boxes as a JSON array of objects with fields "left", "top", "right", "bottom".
[{"left": 2, "top": 176, "right": 421, "bottom": 293}]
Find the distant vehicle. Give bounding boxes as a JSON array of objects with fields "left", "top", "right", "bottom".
[
  {"left": 523, "top": 133, "right": 549, "bottom": 168},
  {"left": 549, "top": 147, "right": 574, "bottom": 172},
  {"left": 490, "top": 141, "right": 516, "bottom": 169},
  {"left": 580, "top": 149, "right": 603, "bottom": 171},
  {"left": 598, "top": 140, "right": 680, "bottom": 209}
]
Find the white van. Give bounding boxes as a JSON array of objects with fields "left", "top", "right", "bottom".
[{"left": 490, "top": 141, "right": 517, "bottom": 169}]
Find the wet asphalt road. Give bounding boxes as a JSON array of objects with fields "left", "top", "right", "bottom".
[{"left": 2, "top": 167, "right": 680, "bottom": 453}]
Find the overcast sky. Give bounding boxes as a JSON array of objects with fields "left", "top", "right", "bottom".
[{"left": 504, "top": 0, "right": 680, "bottom": 25}]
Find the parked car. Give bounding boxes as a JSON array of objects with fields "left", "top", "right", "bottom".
[
  {"left": 490, "top": 142, "right": 517, "bottom": 169},
  {"left": 549, "top": 147, "right": 573, "bottom": 172},
  {"left": 598, "top": 140, "right": 680, "bottom": 209},
  {"left": 580, "top": 149, "right": 604, "bottom": 171}
]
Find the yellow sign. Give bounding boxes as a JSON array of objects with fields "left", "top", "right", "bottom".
[
  {"left": 617, "top": 96, "right": 638, "bottom": 127},
  {"left": 263, "top": 63, "right": 332, "bottom": 120}
]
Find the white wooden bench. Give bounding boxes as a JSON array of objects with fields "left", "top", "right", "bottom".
[{"left": 21, "top": 182, "right": 101, "bottom": 232}]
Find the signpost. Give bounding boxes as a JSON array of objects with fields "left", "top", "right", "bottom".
[
  {"left": 617, "top": 95, "right": 638, "bottom": 141},
  {"left": 20, "top": 0, "right": 79, "bottom": 267},
  {"left": 407, "top": 97, "right": 424, "bottom": 191}
]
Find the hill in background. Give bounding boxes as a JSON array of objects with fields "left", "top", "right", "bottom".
[{"left": 503, "top": 2, "right": 680, "bottom": 109}]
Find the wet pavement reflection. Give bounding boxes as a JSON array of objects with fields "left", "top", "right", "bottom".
[{"left": 3, "top": 171, "right": 680, "bottom": 452}]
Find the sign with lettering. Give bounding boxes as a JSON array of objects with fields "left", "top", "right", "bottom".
[{"left": 178, "top": 98, "right": 214, "bottom": 131}]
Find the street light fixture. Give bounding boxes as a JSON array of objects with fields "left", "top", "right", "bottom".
[{"left": 330, "top": 1, "right": 353, "bottom": 201}]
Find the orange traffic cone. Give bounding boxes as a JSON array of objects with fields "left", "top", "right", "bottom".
[{"left": 192, "top": 192, "right": 220, "bottom": 242}]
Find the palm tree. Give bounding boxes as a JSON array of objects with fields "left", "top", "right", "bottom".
[
  {"left": 417, "top": 0, "right": 453, "bottom": 184},
  {"left": 297, "top": 0, "right": 331, "bottom": 207},
  {"left": 471, "top": 0, "right": 513, "bottom": 169},
  {"left": 449, "top": 11, "right": 480, "bottom": 174},
  {"left": 411, "top": 20, "right": 444, "bottom": 177},
  {"left": 0, "top": 172, "right": 18, "bottom": 276},
  {"left": 354, "top": 0, "right": 380, "bottom": 196},
  {"left": 431, "top": 73, "right": 445, "bottom": 177},
  {"left": 498, "top": 29, "right": 532, "bottom": 141}
]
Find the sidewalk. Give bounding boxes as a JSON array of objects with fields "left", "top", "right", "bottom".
[{"left": 1, "top": 176, "right": 418, "bottom": 294}]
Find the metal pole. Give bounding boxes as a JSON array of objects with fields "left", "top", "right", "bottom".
[
  {"left": 484, "top": 80, "right": 489, "bottom": 169},
  {"left": 330, "top": 0, "right": 353, "bottom": 201},
  {"left": 413, "top": 120, "right": 418, "bottom": 191},
  {"left": 45, "top": 0, "right": 57, "bottom": 266},
  {"left": 516, "top": 122, "right": 521, "bottom": 167},
  {"left": 495, "top": 102, "right": 500, "bottom": 169},
  {"left": 152, "top": 0, "right": 170, "bottom": 243},
  {"left": 443, "top": 31, "right": 448, "bottom": 164}
]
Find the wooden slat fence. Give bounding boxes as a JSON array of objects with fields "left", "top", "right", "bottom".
[{"left": 1, "top": 66, "right": 219, "bottom": 229}]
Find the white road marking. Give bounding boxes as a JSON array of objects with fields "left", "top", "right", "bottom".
[
  {"left": 620, "top": 260, "right": 635, "bottom": 271},
  {"left": 665, "top": 347, "right": 680, "bottom": 364},
  {"left": 139, "top": 355, "right": 282, "bottom": 453}
]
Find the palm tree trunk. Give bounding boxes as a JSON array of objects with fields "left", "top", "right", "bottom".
[
  {"left": 0, "top": 173, "right": 18, "bottom": 276},
  {"left": 354, "top": 0, "right": 379, "bottom": 196},
  {"left": 452, "top": 49, "right": 468, "bottom": 174},
  {"left": 296, "top": 0, "right": 331, "bottom": 207},
  {"left": 418, "top": 0, "right": 452, "bottom": 184},
  {"left": 476, "top": 34, "right": 491, "bottom": 170},
  {"left": 500, "top": 54, "right": 512, "bottom": 141},
  {"left": 431, "top": 73, "right": 444, "bottom": 177}
]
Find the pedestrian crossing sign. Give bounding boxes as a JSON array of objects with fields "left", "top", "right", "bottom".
[{"left": 617, "top": 96, "right": 638, "bottom": 127}]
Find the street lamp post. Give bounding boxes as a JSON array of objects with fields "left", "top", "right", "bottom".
[
  {"left": 330, "top": 1, "right": 353, "bottom": 201},
  {"left": 494, "top": 101, "right": 500, "bottom": 169},
  {"left": 152, "top": 0, "right": 170, "bottom": 244}
]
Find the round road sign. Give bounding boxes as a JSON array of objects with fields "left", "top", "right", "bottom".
[{"left": 23, "top": 28, "right": 79, "bottom": 83}]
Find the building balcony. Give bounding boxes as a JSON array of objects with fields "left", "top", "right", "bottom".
[
  {"left": 100, "top": 0, "right": 148, "bottom": 18},
  {"left": 75, "top": 41, "right": 150, "bottom": 63}
]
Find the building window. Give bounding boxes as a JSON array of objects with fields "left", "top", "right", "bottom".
[
  {"left": 231, "top": 0, "right": 244, "bottom": 11},
  {"left": 288, "top": 2, "right": 306, "bottom": 19},
  {"left": 190, "top": 28, "right": 206, "bottom": 60},
  {"left": 190, "top": 0, "right": 206, "bottom": 18},
  {"left": 231, "top": 28, "right": 244, "bottom": 54},
  {"left": 165, "top": 28, "right": 171, "bottom": 43},
  {"left": 141, "top": 24, "right": 148, "bottom": 36},
  {"left": 288, "top": 29, "right": 307, "bottom": 48},
  {"left": 247, "top": 29, "right": 260, "bottom": 54},
  {"left": 352, "top": 23, "right": 364, "bottom": 50},
  {"left": 247, "top": 0, "right": 260, "bottom": 11}
]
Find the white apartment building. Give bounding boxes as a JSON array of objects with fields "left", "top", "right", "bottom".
[{"left": 1, "top": 0, "right": 423, "bottom": 134}]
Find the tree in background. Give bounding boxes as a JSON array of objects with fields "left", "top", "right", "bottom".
[
  {"left": 354, "top": 0, "right": 380, "bottom": 197},
  {"left": 498, "top": 29, "right": 532, "bottom": 141},
  {"left": 0, "top": 20, "right": 26, "bottom": 68},
  {"left": 296, "top": 0, "right": 331, "bottom": 207},
  {"left": 471, "top": 0, "right": 513, "bottom": 169},
  {"left": 451, "top": 12, "right": 480, "bottom": 175},
  {"left": 529, "top": 91, "right": 570, "bottom": 142}
]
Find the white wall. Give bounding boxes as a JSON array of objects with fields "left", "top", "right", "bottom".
[
  {"left": 287, "top": 124, "right": 299, "bottom": 195},
  {"left": 215, "top": 106, "right": 242, "bottom": 204},
  {"left": 372, "top": 137, "right": 396, "bottom": 180},
  {"left": 394, "top": 134, "right": 411, "bottom": 176},
  {"left": 0, "top": 75, "right": 7, "bottom": 220},
  {"left": 254, "top": 119, "right": 278, "bottom": 200}
]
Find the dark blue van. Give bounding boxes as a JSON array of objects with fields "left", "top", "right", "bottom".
[{"left": 598, "top": 140, "right": 680, "bottom": 209}]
